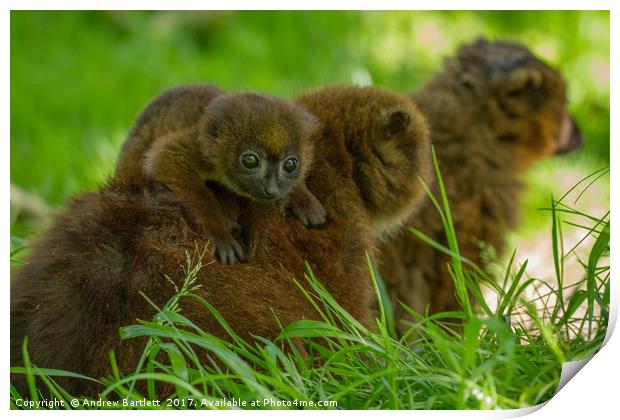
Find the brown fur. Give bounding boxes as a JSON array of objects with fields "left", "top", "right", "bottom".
[
  {"left": 296, "top": 85, "right": 431, "bottom": 242},
  {"left": 117, "top": 84, "right": 324, "bottom": 264},
  {"left": 379, "top": 39, "right": 583, "bottom": 333},
  {"left": 11, "top": 85, "right": 430, "bottom": 396}
]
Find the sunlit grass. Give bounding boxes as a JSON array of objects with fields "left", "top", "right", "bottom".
[{"left": 10, "top": 11, "right": 609, "bottom": 215}]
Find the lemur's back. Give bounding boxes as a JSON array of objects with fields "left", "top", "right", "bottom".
[{"left": 116, "top": 84, "right": 224, "bottom": 184}]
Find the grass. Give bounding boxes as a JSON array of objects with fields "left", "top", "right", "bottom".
[
  {"left": 10, "top": 11, "right": 610, "bottom": 240},
  {"left": 9, "top": 157, "right": 610, "bottom": 410}
]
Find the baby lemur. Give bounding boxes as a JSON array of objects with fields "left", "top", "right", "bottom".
[
  {"left": 379, "top": 39, "right": 583, "bottom": 333},
  {"left": 116, "top": 85, "right": 325, "bottom": 264},
  {"left": 12, "top": 85, "right": 430, "bottom": 397}
]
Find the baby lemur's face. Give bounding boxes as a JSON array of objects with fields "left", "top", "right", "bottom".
[
  {"left": 454, "top": 39, "right": 583, "bottom": 167},
  {"left": 201, "top": 93, "right": 318, "bottom": 201},
  {"left": 296, "top": 86, "right": 431, "bottom": 241}
]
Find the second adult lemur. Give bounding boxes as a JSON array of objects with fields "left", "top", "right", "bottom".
[
  {"left": 116, "top": 85, "right": 325, "bottom": 264},
  {"left": 379, "top": 39, "right": 583, "bottom": 333}
]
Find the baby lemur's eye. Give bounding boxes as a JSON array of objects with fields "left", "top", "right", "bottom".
[
  {"left": 241, "top": 153, "right": 260, "bottom": 169},
  {"left": 283, "top": 157, "right": 298, "bottom": 173}
]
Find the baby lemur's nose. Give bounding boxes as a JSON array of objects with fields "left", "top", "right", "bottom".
[{"left": 263, "top": 185, "right": 279, "bottom": 199}]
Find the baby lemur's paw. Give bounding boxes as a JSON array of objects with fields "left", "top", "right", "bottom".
[
  {"left": 213, "top": 230, "right": 245, "bottom": 265},
  {"left": 288, "top": 193, "right": 326, "bottom": 228}
]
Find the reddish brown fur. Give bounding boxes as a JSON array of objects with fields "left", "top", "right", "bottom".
[
  {"left": 379, "top": 39, "right": 583, "bottom": 333},
  {"left": 11, "top": 85, "right": 430, "bottom": 396},
  {"left": 296, "top": 86, "right": 431, "bottom": 242}
]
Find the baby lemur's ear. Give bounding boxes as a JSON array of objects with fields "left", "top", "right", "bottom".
[
  {"left": 202, "top": 95, "right": 231, "bottom": 138},
  {"left": 383, "top": 108, "right": 412, "bottom": 138}
]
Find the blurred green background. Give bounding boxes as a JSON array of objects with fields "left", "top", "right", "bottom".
[{"left": 10, "top": 11, "right": 610, "bottom": 239}]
